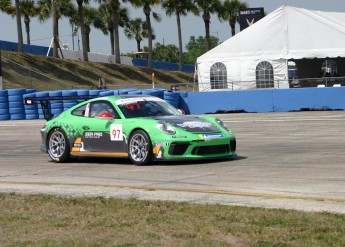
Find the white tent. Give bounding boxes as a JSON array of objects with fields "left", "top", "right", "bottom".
[{"left": 197, "top": 5, "right": 345, "bottom": 91}]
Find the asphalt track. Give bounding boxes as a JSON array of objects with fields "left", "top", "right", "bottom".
[{"left": 1, "top": 111, "right": 345, "bottom": 214}]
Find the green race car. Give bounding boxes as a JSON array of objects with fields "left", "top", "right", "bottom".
[{"left": 40, "top": 95, "right": 236, "bottom": 165}]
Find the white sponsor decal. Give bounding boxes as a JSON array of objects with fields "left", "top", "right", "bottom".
[
  {"left": 110, "top": 124, "right": 123, "bottom": 141},
  {"left": 177, "top": 121, "right": 212, "bottom": 129},
  {"left": 116, "top": 97, "right": 163, "bottom": 105},
  {"left": 85, "top": 132, "right": 103, "bottom": 138},
  {"left": 200, "top": 134, "right": 223, "bottom": 139}
]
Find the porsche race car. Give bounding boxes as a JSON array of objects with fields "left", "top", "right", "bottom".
[{"left": 30, "top": 95, "right": 236, "bottom": 165}]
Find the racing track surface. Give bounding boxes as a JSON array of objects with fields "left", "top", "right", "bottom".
[{"left": 1, "top": 111, "right": 345, "bottom": 214}]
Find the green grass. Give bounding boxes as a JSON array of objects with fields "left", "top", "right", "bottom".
[
  {"left": 1, "top": 51, "right": 196, "bottom": 92},
  {"left": 1, "top": 193, "right": 345, "bottom": 246}
]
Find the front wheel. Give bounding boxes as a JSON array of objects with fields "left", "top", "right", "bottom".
[
  {"left": 47, "top": 128, "right": 70, "bottom": 163},
  {"left": 128, "top": 130, "right": 152, "bottom": 166}
]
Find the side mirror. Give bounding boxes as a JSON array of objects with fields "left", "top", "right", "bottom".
[{"left": 99, "top": 112, "right": 114, "bottom": 121}]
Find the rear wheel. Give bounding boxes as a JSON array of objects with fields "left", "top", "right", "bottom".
[
  {"left": 128, "top": 130, "right": 152, "bottom": 165},
  {"left": 47, "top": 128, "right": 70, "bottom": 162}
]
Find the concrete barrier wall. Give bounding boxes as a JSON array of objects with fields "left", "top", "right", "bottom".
[{"left": 179, "top": 87, "right": 345, "bottom": 114}]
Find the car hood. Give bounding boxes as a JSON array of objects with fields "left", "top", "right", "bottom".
[{"left": 152, "top": 115, "right": 220, "bottom": 133}]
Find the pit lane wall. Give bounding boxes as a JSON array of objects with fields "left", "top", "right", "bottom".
[
  {"left": 179, "top": 87, "right": 345, "bottom": 114},
  {"left": 1, "top": 87, "right": 345, "bottom": 120}
]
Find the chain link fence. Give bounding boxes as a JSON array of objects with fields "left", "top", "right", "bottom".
[{"left": 2, "top": 56, "right": 75, "bottom": 91}]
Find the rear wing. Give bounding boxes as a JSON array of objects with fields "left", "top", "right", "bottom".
[{"left": 24, "top": 95, "right": 97, "bottom": 121}]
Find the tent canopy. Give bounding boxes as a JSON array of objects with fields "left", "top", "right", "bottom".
[{"left": 197, "top": 5, "right": 345, "bottom": 63}]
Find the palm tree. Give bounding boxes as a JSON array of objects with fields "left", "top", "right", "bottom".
[
  {"left": 96, "top": 0, "right": 129, "bottom": 63},
  {"left": 38, "top": 0, "right": 75, "bottom": 57},
  {"left": 194, "top": 0, "right": 221, "bottom": 52},
  {"left": 76, "top": 0, "right": 89, "bottom": 61},
  {"left": 15, "top": 0, "right": 24, "bottom": 52},
  {"left": 0, "top": 0, "right": 15, "bottom": 14},
  {"left": 129, "top": 0, "right": 161, "bottom": 70},
  {"left": 70, "top": 5, "right": 103, "bottom": 52},
  {"left": 161, "top": 0, "right": 197, "bottom": 71},
  {"left": 19, "top": 0, "right": 41, "bottom": 45},
  {"left": 124, "top": 18, "right": 149, "bottom": 52},
  {"left": 218, "top": 0, "right": 248, "bottom": 36}
]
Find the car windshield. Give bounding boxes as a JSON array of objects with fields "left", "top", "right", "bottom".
[{"left": 116, "top": 98, "right": 181, "bottom": 118}]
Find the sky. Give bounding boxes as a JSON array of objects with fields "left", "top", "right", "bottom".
[{"left": 1, "top": 0, "right": 345, "bottom": 55}]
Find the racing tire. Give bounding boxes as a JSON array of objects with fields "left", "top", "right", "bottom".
[
  {"left": 47, "top": 128, "right": 70, "bottom": 163},
  {"left": 128, "top": 130, "right": 152, "bottom": 166}
]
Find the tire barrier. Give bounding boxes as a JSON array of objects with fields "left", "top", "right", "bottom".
[
  {"left": 1, "top": 88, "right": 181, "bottom": 120},
  {"left": 7, "top": 88, "right": 26, "bottom": 120},
  {"left": 0, "top": 90, "right": 10, "bottom": 120},
  {"left": 142, "top": 89, "right": 165, "bottom": 99},
  {"left": 35, "top": 91, "right": 49, "bottom": 119},
  {"left": 118, "top": 88, "right": 137, "bottom": 95},
  {"left": 99, "top": 90, "right": 120, "bottom": 96},
  {"left": 62, "top": 90, "right": 78, "bottom": 111},
  {"left": 163, "top": 91, "right": 180, "bottom": 108},
  {"left": 49, "top": 91, "right": 63, "bottom": 118},
  {"left": 88, "top": 90, "right": 104, "bottom": 96},
  {"left": 127, "top": 90, "right": 142, "bottom": 95},
  {"left": 24, "top": 90, "right": 39, "bottom": 120}
]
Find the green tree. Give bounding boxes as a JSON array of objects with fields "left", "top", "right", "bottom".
[
  {"left": 0, "top": 0, "right": 15, "bottom": 14},
  {"left": 19, "top": 0, "right": 41, "bottom": 45},
  {"left": 129, "top": 0, "right": 161, "bottom": 70},
  {"left": 38, "top": 0, "right": 75, "bottom": 57},
  {"left": 161, "top": 0, "right": 197, "bottom": 71},
  {"left": 184, "top": 35, "right": 219, "bottom": 64},
  {"left": 124, "top": 18, "right": 149, "bottom": 52},
  {"left": 70, "top": 5, "right": 106, "bottom": 52},
  {"left": 193, "top": 0, "right": 221, "bottom": 52},
  {"left": 153, "top": 43, "right": 178, "bottom": 63},
  {"left": 96, "top": 0, "right": 129, "bottom": 63},
  {"left": 218, "top": 0, "right": 248, "bottom": 36}
]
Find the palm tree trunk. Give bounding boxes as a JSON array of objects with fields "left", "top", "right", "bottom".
[
  {"left": 77, "top": 0, "right": 88, "bottom": 62},
  {"left": 109, "top": 29, "right": 115, "bottom": 55},
  {"left": 204, "top": 22, "right": 211, "bottom": 51},
  {"left": 15, "top": 0, "right": 24, "bottom": 52},
  {"left": 136, "top": 40, "right": 141, "bottom": 52},
  {"left": 24, "top": 16, "right": 30, "bottom": 45},
  {"left": 52, "top": 0, "right": 58, "bottom": 57},
  {"left": 145, "top": 12, "right": 152, "bottom": 70},
  {"left": 176, "top": 13, "right": 183, "bottom": 71},
  {"left": 86, "top": 25, "right": 90, "bottom": 52},
  {"left": 230, "top": 20, "right": 236, "bottom": 36},
  {"left": 114, "top": 25, "right": 121, "bottom": 63}
]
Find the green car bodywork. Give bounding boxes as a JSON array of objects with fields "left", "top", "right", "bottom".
[{"left": 41, "top": 95, "right": 236, "bottom": 165}]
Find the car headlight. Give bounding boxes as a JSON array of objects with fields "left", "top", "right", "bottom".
[
  {"left": 216, "top": 118, "right": 229, "bottom": 131},
  {"left": 156, "top": 122, "right": 176, "bottom": 135}
]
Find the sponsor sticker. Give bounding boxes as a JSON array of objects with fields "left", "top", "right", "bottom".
[
  {"left": 110, "top": 124, "right": 123, "bottom": 141},
  {"left": 85, "top": 132, "right": 103, "bottom": 138},
  {"left": 177, "top": 121, "right": 212, "bottom": 129},
  {"left": 116, "top": 97, "right": 163, "bottom": 106},
  {"left": 200, "top": 134, "right": 223, "bottom": 139}
]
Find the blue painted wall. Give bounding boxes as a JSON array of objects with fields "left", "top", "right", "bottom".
[
  {"left": 0, "top": 40, "right": 53, "bottom": 56},
  {"left": 179, "top": 87, "right": 345, "bottom": 114}
]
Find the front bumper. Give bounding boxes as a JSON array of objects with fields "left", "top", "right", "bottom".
[{"left": 152, "top": 136, "right": 236, "bottom": 161}]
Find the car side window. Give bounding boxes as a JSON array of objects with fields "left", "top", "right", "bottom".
[
  {"left": 89, "top": 101, "right": 120, "bottom": 118},
  {"left": 72, "top": 104, "right": 87, "bottom": 117}
]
